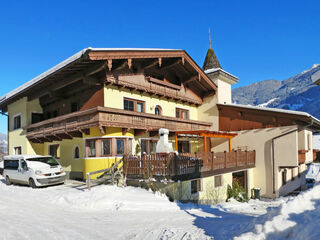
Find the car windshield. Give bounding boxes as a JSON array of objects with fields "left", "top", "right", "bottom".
[
  {"left": 26, "top": 157, "right": 59, "bottom": 166},
  {"left": 306, "top": 179, "right": 315, "bottom": 184}
]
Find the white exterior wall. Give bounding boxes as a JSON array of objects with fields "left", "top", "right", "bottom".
[{"left": 230, "top": 125, "right": 303, "bottom": 198}]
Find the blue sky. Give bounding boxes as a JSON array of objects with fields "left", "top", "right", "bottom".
[{"left": 0, "top": 0, "right": 319, "bottom": 133}]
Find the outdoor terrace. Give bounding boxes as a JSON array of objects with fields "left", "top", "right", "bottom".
[{"left": 123, "top": 150, "right": 256, "bottom": 181}]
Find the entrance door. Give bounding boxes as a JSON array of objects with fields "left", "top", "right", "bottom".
[{"left": 232, "top": 170, "right": 247, "bottom": 192}]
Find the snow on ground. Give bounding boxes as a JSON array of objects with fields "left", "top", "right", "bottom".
[{"left": 1, "top": 175, "right": 320, "bottom": 240}]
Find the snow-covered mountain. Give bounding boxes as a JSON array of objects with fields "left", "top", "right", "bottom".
[
  {"left": 232, "top": 64, "right": 320, "bottom": 119},
  {"left": 0, "top": 133, "right": 8, "bottom": 154}
]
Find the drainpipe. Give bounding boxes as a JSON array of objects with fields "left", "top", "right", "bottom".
[
  {"left": 0, "top": 111, "right": 8, "bottom": 155},
  {"left": 271, "top": 119, "right": 314, "bottom": 196}
]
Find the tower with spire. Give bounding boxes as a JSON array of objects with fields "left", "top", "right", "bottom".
[{"left": 203, "top": 27, "right": 222, "bottom": 70}]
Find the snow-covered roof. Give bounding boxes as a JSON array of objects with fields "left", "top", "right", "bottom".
[
  {"left": 0, "top": 47, "right": 182, "bottom": 106},
  {"left": 219, "top": 103, "right": 320, "bottom": 123},
  {"left": 204, "top": 68, "right": 238, "bottom": 81}
]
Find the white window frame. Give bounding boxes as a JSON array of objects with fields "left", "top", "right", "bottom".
[
  {"left": 213, "top": 175, "right": 224, "bottom": 188},
  {"left": 13, "top": 146, "right": 22, "bottom": 155},
  {"left": 12, "top": 113, "right": 22, "bottom": 131}
]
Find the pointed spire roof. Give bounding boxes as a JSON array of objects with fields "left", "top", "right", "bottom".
[{"left": 203, "top": 27, "right": 222, "bottom": 70}]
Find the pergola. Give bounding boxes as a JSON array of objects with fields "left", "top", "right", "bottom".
[{"left": 175, "top": 130, "right": 238, "bottom": 153}]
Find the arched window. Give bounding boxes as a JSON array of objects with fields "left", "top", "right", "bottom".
[
  {"left": 74, "top": 146, "right": 80, "bottom": 159},
  {"left": 155, "top": 105, "right": 162, "bottom": 115}
]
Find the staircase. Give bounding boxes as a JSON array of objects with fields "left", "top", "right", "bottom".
[{"left": 86, "top": 158, "right": 124, "bottom": 190}]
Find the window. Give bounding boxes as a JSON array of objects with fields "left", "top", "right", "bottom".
[
  {"left": 282, "top": 169, "right": 287, "bottom": 186},
  {"left": 31, "top": 113, "right": 43, "bottom": 124},
  {"left": 178, "top": 141, "right": 190, "bottom": 153},
  {"left": 49, "top": 144, "right": 59, "bottom": 159},
  {"left": 191, "top": 179, "right": 202, "bottom": 194},
  {"left": 124, "top": 98, "right": 145, "bottom": 113},
  {"left": 176, "top": 108, "right": 189, "bottom": 119},
  {"left": 85, "top": 138, "right": 132, "bottom": 157},
  {"left": 87, "top": 140, "right": 96, "bottom": 157},
  {"left": 127, "top": 139, "right": 133, "bottom": 155},
  {"left": 71, "top": 102, "right": 79, "bottom": 113},
  {"left": 4, "top": 160, "right": 19, "bottom": 170},
  {"left": 20, "top": 160, "right": 27, "bottom": 170},
  {"left": 140, "top": 139, "right": 158, "bottom": 155},
  {"left": 150, "top": 141, "right": 157, "bottom": 154},
  {"left": 74, "top": 146, "right": 80, "bottom": 159},
  {"left": 14, "top": 147, "right": 21, "bottom": 155},
  {"left": 214, "top": 175, "right": 222, "bottom": 188},
  {"left": 155, "top": 105, "right": 162, "bottom": 115},
  {"left": 101, "top": 139, "right": 111, "bottom": 156},
  {"left": 137, "top": 102, "right": 144, "bottom": 113},
  {"left": 117, "top": 139, "right": 125, "bottom": 155},
  {"left": 13, "top": 115, "right": 21, "bottom": 130},
  {"left": 291, "top": 168, "right": 295, "bottom": 181},
  {"left": 124, "top": 99, "right": 134, "bottom": 111}
]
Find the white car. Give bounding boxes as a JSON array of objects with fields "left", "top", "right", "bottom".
[{"left": 3, "top": 155, "right": 66, "bottom": 188}]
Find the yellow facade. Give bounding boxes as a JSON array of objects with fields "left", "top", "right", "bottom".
[
  {"left": 82, "top": 127, "right": 133, "bottom": 179},
  {"left": 104, "top": 85, "right": 199, "bottom": 120}
]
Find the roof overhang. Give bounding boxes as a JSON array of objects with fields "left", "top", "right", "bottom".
[
  {"left": 175, "top": 130, "right": 238, "bottom": 138},
  {"left": 0, "top": 48, "right": 217, "bottom": 111},
  {"left": 217, "top": 103, "right": 320, "bottom": 130},
  {"left": 205, "top": 68, "right": 238, "bottom": 85}
]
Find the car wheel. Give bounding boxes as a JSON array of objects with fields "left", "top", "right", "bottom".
[
  {"left": 5, "top": 176, "right": 11, "bottom": 185},
  {"left": 29, "top": 178, "right": 37, "bottom": 188}
]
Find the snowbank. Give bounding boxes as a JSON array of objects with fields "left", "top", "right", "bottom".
[{"left": 1, "top": 174, "right": 320, "bottom": 240}]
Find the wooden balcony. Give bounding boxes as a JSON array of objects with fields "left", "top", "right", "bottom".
[
  {"left": 123, "top": 150, "right": 256, "bottom": 181},
  {"left": 106, "top": 75, "right": 203, "bottom": 105},
  {"left": 26, "top": 106, "right": 212, "bottom": 143}
]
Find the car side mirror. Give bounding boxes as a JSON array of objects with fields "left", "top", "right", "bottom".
[{"left": 23, "top": 166, "right": 28, "bottom": 171}]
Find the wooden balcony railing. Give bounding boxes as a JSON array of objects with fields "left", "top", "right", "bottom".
[
  {"left": 26, "top": 106, "right": 212, "bottom": 142},
  {"left": 123, "top": 150, "right": 256, "bottom": 181},
  {"left": 106, "top": 75, "right": 202, "bottom": 105}
]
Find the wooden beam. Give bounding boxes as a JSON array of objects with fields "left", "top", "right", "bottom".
[
  {"left": 160, "top": 59, "right": 181, "bottom": 71},
  {"left": 228, "top": 139, "right": 231, "bottom": 152},
  {"left": 68, "top": 131, "right": 83, "bottom": 138},
  {"left": 113, "top": 60, "right": 128, "bottom": 71},
  {"left": 175, "top": 133, "right": 178, "bottom": 151},
  {"left": 184, "top": 75, "right": 198, "bottom": 85},
  {"left": 134, "top": 129, "right": 147, "bottom": 136},
  {"left": 107, "top": 59, "right": 112, "bottom": 71},
  {"left": 122, "top": 128, "right": 130, "bottom": 135},
  {"left": 99, "top": 125, "right": 106, "bottom": 135},
  {"left": 142, "top": 59, "right": 159, "bottom": 69},
  {"left": 128, "top": 59, "right": 132, "bottom": 69},
  {"left": 80, "top": 128, "right": 90, "bottom": 136}
]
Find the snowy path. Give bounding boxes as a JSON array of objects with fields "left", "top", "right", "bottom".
[{"left": 1, "top": 175, "right": 320, "bottom": 240}]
